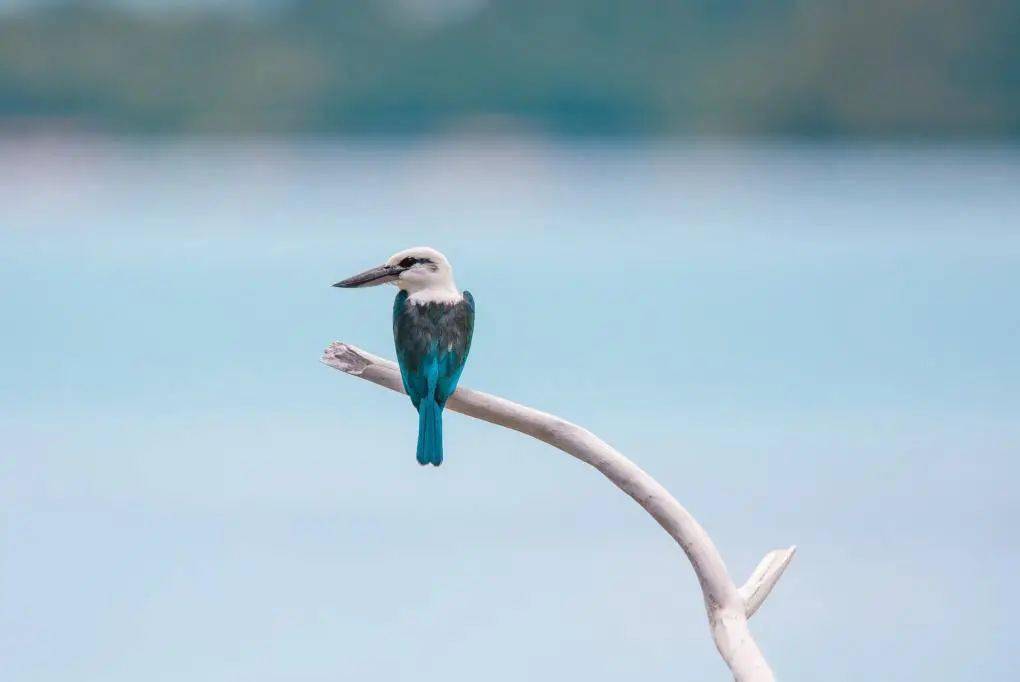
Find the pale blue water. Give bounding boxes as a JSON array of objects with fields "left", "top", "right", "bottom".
[{"left": 2, "top": 137, "right": 1018, "bottom": 680}]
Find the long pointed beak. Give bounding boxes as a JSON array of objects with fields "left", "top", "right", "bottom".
[{"left": 332, "top": 264, "right": 402, "bottom": 288}]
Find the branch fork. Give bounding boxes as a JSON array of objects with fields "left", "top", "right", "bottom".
[{"left": 322, "top": 341, "right": 795, "bottom": 681}]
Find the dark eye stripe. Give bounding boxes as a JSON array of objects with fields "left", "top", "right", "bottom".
[{"left": 399, "top": 257, "right": 433, "bottom": 268}]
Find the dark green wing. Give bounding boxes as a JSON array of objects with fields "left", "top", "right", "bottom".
[
  {"left": 392, "top": 290, "right": 423, "bottom": 406},
  {"left": 435, "top": 290, "right": 474, "bottom": 404}
]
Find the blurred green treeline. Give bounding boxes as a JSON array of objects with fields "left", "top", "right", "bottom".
[{"left": 1, "top": 0, "right": 1018, "bottom": 136}]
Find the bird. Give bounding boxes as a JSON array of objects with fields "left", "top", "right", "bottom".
[{"left": 333, "top": 247, "right": 474, "bottom": 466}]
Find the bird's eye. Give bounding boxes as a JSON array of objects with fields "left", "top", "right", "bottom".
[{"left": 399, "top": 257, "right": 417, "bottom": 268}]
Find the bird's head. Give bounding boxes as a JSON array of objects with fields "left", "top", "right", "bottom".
[{"left": 333, "top": 246, "right": 457, "bottom": 295}]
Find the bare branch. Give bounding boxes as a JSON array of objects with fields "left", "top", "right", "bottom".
[
  {"left": 321, "top": 341, "right": 794, "bottom": 681},
  {"left": 739, "top": 546, "right": 797, "bottom": 618}
]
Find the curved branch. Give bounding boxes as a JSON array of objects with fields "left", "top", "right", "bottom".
[{"left": 321, "top": 342, "right": 793, "bottom": 682}]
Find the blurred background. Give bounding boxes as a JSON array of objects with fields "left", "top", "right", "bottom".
[
  {"left": 1, "top": 0, "right": 1019, "bottom": 136},
  {"left": 2, "top": 2, "right": 1019, "bottom": 681}
]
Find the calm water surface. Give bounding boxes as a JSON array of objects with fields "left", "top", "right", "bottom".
[{"left": 2, "top": 137, "right": 1018, "bottom": 681}]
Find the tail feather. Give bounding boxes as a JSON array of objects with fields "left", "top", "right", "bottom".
[{"left": 416, "top": 398, "right": 444, "bottom": 466}]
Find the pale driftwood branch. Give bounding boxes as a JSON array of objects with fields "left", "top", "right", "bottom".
[
  {"left": 739, "top": 546, "right": 797, "bottom": 619},
  {"left": 321, "top": 341, "right": 794, "bottom": 682}
]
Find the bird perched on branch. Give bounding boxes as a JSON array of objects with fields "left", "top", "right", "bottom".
[{"left": 333, "top": 247, "right": 474, "bottom": 466}]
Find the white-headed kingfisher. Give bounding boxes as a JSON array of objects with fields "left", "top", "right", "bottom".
[{"left": 333, "top": 247, "right": 474, "bottom": 466}]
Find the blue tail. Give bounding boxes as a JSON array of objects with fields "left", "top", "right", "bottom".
[{"left": 416, "top": 397, "right": 444, "bottom": 466}]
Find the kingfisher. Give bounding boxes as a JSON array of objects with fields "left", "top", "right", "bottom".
[{"left": 333, "top": 247, "right": 475, "bottom": 466}]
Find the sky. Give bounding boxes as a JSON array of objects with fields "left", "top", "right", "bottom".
[{"left": 1, "top": 136, "right": 1019, "bottom": 680}]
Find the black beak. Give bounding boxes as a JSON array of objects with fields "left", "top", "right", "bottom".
[{"left": 332, "top": 264, "right": 403, "bottom": 288}]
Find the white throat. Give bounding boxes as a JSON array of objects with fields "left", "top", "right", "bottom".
[
  {"left": 400, "top": 275, "right": 462, "bottom": 305},
  {"left": 408, "top": 286, "right": 462, "bottom": 305}
]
